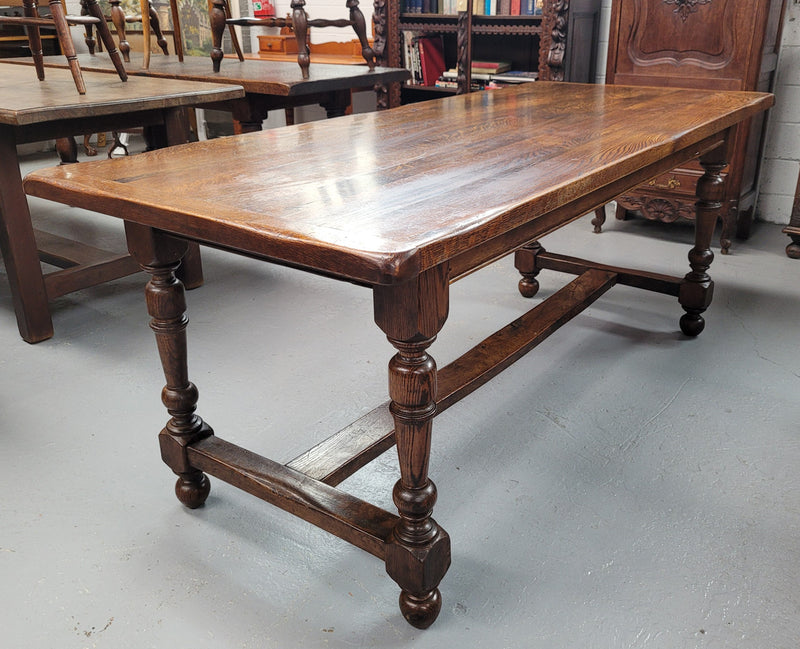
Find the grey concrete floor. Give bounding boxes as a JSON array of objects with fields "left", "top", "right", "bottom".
[{"left": 3, "top": 148, "right": 800, "bottom": 649}]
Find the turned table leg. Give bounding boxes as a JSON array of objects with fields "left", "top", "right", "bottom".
[
  {"left": 679, "top": 145, "right": 727, "bottom": 337},
  {"left": 125, "top": 223, "right": 213, "bottom": 508},
  {"left": 373, "top": 266, "right": 451, "bottom": 629}
]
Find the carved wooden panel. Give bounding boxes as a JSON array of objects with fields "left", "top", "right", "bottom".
[
  {"left": 608, "top": 0, "right": 777, "bottom": 90},
  {"left": 603, "top": 0, "right": 786, "bottom": 252}
]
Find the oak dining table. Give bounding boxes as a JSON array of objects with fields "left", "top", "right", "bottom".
[
  {"left": 23, "top": 82, "right": 772, "bottom": 627},
  {"left": 1, "top": 61, "right": 244, "bottom": 343}
]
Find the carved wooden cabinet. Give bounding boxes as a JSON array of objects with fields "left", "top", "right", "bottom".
[
  {"left": 600, "top": 0, "right": 786, "bottom": 253},
  {"left": 375, "top": 0, "right": 600, "bottom": 106}
]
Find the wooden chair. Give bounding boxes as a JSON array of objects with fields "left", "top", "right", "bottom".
[
  {"left": 209, "top": 0, "right": 375, "bottom": 78},
  {"left": 0, "top": 0, "right": 127, "bottom": 94},
  {"left": 83, "top": 0, "right": 184, "bottom": 69}
]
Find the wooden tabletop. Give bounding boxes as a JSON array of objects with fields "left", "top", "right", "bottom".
[
  {"left": 0, "top": 62, "right": 244, "bottom": 126},
  {"left": 24, "top": 83, "right": 772, "bottom": 285},
  {"left": 2, "top": 53, "right": 410, "bottom": 97}
]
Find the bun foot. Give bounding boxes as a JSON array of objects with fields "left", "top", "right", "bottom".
[
  {"left": 518, "top": 277, "right": 540, "bottom": 298},
  {"left": 175, "top": 472, "right": 210, "bottom": 509},
  {"left": 679, "top": 312, "right": 705, "bottom": 337},
  {"left": 399, "top": 588, "right": 442, "bottom": 629}
]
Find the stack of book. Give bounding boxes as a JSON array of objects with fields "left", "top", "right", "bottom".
[
  {"left": 402, "top": 0, "right": 542, "bottom": 15},
  {"left": 433, "top": 61, "right": 537, "bottom": 90}
]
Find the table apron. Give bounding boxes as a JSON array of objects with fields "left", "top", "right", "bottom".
[{"left": 7, "top": 108, "right": 179, "bottom": 145}]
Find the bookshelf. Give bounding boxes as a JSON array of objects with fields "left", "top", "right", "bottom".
[{"left": 374, "top": 0, "right": 601, "bottom": 106}]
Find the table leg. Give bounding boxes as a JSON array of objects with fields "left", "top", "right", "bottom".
[
  {"left": 784, "top": 167, "right": 800, "bottom": 258},
  {"left": 373, "top": 266, "right": 451, "bottom": 629},
  {"left": 0, "top": 129, "right": 53, "bottom": 343},
  {"left": 320, "top": 90, "right": 352, "bottom": 119},
  {"left": 162, "top": 107, "right": 204, "bottom": 289},
  {"left": 678, "top": 144, "right": 727, "bottom": 337},
  {"left": 125, "top": 222, "right": 213, "bottom": 507},
  {"left": 231, "top": 99, "right": 269, "bottom": 133}
]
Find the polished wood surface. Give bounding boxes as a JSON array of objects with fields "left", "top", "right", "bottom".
[
  {"left": 4, "top": 52, "right": 410, "bottom": 128},
  {"left": 25, "top": 83, "right": 771, "bottom": 284},
  {"left": 0, "top": 59, "right": 242, "bottom": 126},
  {"left": 4, "top": 51, "right": 410, "bottom": 96},
  {"left": 0, "top": 62, "right": 243, "bottom": 343},
  {"left": 24, "top": 82, "right": 772, "bottom": 627}
]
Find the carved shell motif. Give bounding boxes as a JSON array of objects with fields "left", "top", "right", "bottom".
[{"left": 663, "top": 0, "right": 712, "bottom": 22}]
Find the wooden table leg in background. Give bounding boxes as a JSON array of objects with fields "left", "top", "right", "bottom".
[
  {"left": 783, "top": 167, "right": 800, "bottom": 258},
  {"left": 0, "top": 127, "right": 54, "bottom": 343}
]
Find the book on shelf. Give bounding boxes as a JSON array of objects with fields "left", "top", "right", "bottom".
[
  {"left": 442, "top": 69, "right": 494, "bottom": 81},
  {"left": 491, "top": 70, "right": 539, "bottom": 83},
  {"left": 417, "top": 35, "right": 447, "bottom": 86},
  {"left": 471, "top": 60, "right": 511, "bottom": 73},
  {"left": 402, "top": 31, "right": 423, "bottom": 85}
]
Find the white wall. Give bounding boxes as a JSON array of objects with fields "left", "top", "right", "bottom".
[
  {"left": 594, "top": 1, "right": 800, "bottom": 225},
  {"left": 759, "top": 1, "right": 800, "bottom": 224}
]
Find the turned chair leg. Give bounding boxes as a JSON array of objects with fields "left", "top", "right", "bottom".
[
  {"left": 22, "top": 0, "right": 45, "bottom": 81},
  {"left": 81, "top": 0, "right": 128, "bottom": 81},
  {"left": 48, "top": 0, "right": 87, "bottom": 93}
]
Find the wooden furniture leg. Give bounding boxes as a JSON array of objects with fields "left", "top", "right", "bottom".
[
  {"left": 168, "top": 0, "right": 183, "bottom": 61},
  {"left": 140, "top": 0, "right": 150, "bottom": 68},
  {"left": 782, "top": 167, "right": 800, "bottom": 258},
  {"left": 591, "top": 205, "right": 606, "bottom": 233},
  {"left": 21, "top": 0, "right": 45, "bottom": 81},
  {"left": 209, "top": 0, "right": 244, "bottom": 73},
  {"left": 125, "top": 223, "right": 213, "bottom": 507},
  {"left": 0, "top": 127, "right": 53, "bottom": 343},
  {"left": 291, "top": 0, "right": 310, "bottom": 79},
  {"left": 373, "top": 266, "right": 451, "bottom": 629},
  {"left": 80, "top": 0, "right": 129, "bottom": 82},
  {"left": 48, "top": 0, "right": 87, "bottom": 94},
  {"left": 109, "top": 0, "right": 131, "bottom": 61},
  {"left": 678, "top": 144, "right": 727, "bottom": 337}
]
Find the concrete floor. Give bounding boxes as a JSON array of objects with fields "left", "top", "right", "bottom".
[{"left": 3, "top": 148, "right": 800, "bottom": 649}]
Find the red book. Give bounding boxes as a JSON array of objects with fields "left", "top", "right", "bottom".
[
  {"left": 417, "top": 35, "right": 447, "bottom": 86},
  {"left": 510, "top": 0, "right": 520, "bottom": 14}
]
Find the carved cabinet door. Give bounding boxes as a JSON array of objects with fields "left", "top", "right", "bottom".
[{"left": 604, "top": 0, "right": 786, "bottom": 252}]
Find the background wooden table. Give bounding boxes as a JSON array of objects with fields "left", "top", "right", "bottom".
[
  {"left": 3, "top": 53, "right": 410, "bottom": 131},
  {"left": 0, "top": 62, "right": 243, "bottom": 343}
]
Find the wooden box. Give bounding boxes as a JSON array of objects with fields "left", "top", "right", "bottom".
[{"left": 257, "top": 34, "right": 298, "bottom": 54}]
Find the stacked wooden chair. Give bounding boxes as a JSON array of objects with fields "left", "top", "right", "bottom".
[
  {"left": 0, "top": 0, "right": 127, "bottom": 94},
  {"left": 209, "top": 0, "right": 376, "bottom": 78},
  {"left": 83, "top": 0, "right": 183, "bottom": 69}
]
